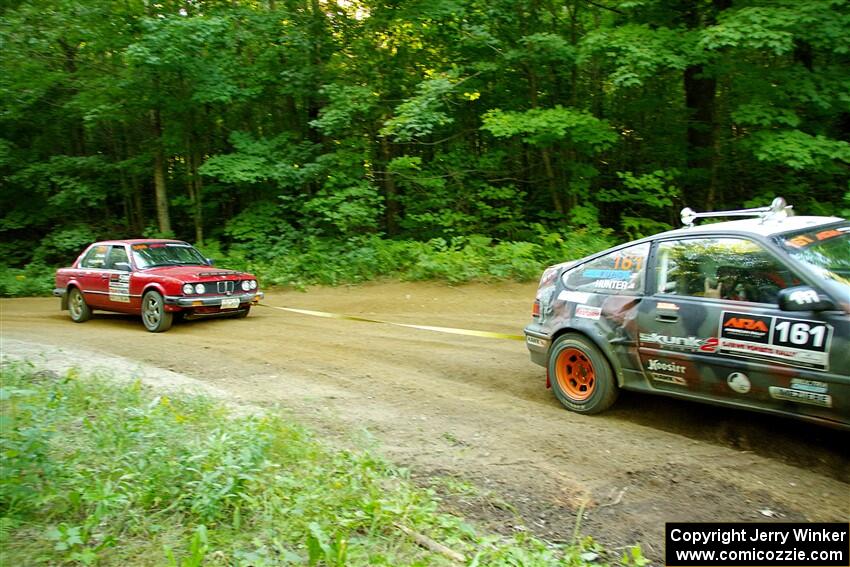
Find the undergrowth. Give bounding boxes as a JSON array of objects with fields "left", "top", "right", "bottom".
[
  {"left": 0, "top": 363, "right": 643, "bottom": 566},
  {"left": 1, "top": 229, "right": 614, "bottom": 297}
]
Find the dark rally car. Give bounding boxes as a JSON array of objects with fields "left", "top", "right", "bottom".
[
  {"left": 54, "top": 239, "right": 263, "bottom": 332},
  {"left": 524, "top": 199, "right": 850, "bottom": 429}
]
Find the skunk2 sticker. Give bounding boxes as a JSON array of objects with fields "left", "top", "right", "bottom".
[{"left": 718, "top": 311, "right": 832, "bottom": 371}]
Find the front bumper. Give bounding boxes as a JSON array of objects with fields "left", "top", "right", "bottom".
[
  {"left": 164, "top": 291, "right": 264, "bottom": 308},
  {"left": 53, "top": 288, "right": 66, "bottom": 298},
  {"left": 524, "top": 325, "right": 551, "bottom": 367}
]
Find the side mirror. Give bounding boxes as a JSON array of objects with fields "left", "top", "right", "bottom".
[
  {"left": 114, "top": 262, "right": 132, "bottom": 272},
  {"left": 206, "top": 258, "right": 215, "bottom": 266},
  {"left": 777, "top": 286, "right": 835, "bottom": 312}
]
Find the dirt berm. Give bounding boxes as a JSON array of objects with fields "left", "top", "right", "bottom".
[{"left": 2, "top": 281, "right": 848, "bottom": 562}]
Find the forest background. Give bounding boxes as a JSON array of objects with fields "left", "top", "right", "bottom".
[{"left": 2, "top": 0, "right": 849, "bottom": 294}]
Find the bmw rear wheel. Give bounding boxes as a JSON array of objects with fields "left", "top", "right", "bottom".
[
  {"left": 141, "top": 290, "right": 173, "bottom": 332},
  {"left": 548, "top": 334, "right": 617, "bottom": 414},
  {"left": 68, "top": 287, "right": 92, "bottom": 323}
]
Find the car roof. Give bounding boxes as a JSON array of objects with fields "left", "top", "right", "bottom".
[
  {"left": 653, "top": 215, "right": 846, "bottom": 240},
  {"left": 91, "top": 239, "right": 189, "bottom": 246}
]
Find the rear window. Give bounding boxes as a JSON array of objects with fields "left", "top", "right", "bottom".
[{"left": 562, "top": 242, "right": 650, "bottom": 295}]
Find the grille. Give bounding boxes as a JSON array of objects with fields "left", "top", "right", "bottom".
[{"left": 216, "top": 280, "right": 236, "bottom": 294}]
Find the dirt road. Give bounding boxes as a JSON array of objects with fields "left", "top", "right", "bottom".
[{"left": 2, "top": 281, "right": 848, "bottom": 561}]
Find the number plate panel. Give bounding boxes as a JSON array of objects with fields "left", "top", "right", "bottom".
[{"left": 220, "top": 298, "right": 240, "bottom": 310}]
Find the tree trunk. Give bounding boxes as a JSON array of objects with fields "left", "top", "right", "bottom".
[
  {"left": 681, "top": 0, "right": 731, "bottom": 209},
  {"left": 541, "top": 148, "right": 565, "bottom": 215},
  {"left": 684, "top": 63, "right": 716, "bottom": 207},
  {"left": 380, "top": 136, "right": 400, "bottom": 235},
  {"left": 150, "top": 108, "right": 171, "bottom": 235}
]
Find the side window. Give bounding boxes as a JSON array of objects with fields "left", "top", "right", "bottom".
[
  {"left": 563, "top": 242, "right": 650, "bottom": 295},
  {"left": 106, "top": 246, "right": 130, "bottom": 270},
  {"left": 654, "top": 238, "right": 797, "bottom": 304},
  {"left": 79, "top": 245, "right": 109, "bottom": 269}
]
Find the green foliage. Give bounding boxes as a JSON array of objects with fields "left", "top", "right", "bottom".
[
  {"left": 2, "top": 0, "right": 848, "bottom": 275},
  {"left": 750, "top": 131, "right": 850, "bottom": 171},
  {"left": 482, "top": 106, "right": 617, "bottom": 152},
  {"left": 311, "top": 85, "right": 379, "bottom": 136},
  {"left": 381, "top": 76, "right": 458, "bottom": 142},
  {"left": 597, "top": 171, "right": 679, "bottom": 239},
  {"left": 0, "top": 264, "right": 54, "bottom": 297},
  {"left": 580, "top": 24, "right": 686, "bottom": 89},
  {"left": 0, "top": 363, "right": 617, "bottom": 565},
  {"left": 31, "top": 226, "right": 97, "bottom": 266},
  {"left": 199, "top": 132, "right": 318, "bottom": 188}
]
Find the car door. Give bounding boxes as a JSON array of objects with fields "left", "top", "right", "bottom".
[
  {"left": 103, "top": 244, "right": 135, "bottom": 312},
  {"left": 636, "top": 235, "right": 846, "bottom": 423},
  {"left": 76, "top": 244, "right": 112, "bottom": 308}
]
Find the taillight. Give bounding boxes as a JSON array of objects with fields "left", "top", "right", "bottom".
[{"left": 532, "top": 299, "right": 541, "bottom": 318}]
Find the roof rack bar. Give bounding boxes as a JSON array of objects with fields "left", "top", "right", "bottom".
[{"left": 681, "top": 197, "right": 791, "bottom": 228}]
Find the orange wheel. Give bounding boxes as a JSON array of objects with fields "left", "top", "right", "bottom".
[
  {"left": 547, "top": 334, "right": 618, "bottom": 414},
  {"left": 555, "top": 347, "right": 596, "bottom": 401}
]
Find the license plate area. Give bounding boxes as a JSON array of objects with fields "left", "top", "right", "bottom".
[{"left": 220, "top": 297, "right": 240, "bottom": 310}]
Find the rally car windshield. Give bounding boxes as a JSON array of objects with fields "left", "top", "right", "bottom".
[
  {"left": 781, "top": 224, "right": 850, "bottom": 291},
  {"left": 132, "top": 243, "right": 207, "bottom": 269}
]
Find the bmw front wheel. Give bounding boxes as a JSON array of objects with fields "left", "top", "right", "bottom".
[{"left": 141, "top": 290, "right": 173, "bottom": 332}]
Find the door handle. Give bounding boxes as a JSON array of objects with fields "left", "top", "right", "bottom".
[{"left": 655, "top": 314, "right": 679, "bottom": 323}]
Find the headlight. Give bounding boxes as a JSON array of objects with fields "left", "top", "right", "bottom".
[
  {"left": 182, "top": 283, "right": 194, "bottom": 295},
  {"left": 241, "top": 280, "right": 251, "bottom": 291},
  {"left": 250, "top": 280, "right": 257, "bottom": 290},
  {"left": 195, "top": 283, "right": 206, "bottom": 294}
]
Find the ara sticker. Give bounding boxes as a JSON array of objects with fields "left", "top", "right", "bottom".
[
  {"left": 717, "top": 311, "right": 832, "bottom": 371},
  {"left": 574, "top": 305, "right": 602, "bottom": 320}
]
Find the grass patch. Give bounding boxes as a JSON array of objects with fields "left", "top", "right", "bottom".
[{"left": 0, "top": 363, "right": 641, "bottom": 566}]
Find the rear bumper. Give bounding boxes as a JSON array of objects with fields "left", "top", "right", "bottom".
[
  {"left": 163, "top": 291, "right": 264, "bottom": 308},
  {"left": 524, "top": 325, "right": 551, "bottom": 367}
]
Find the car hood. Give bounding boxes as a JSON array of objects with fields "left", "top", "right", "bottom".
[{"left": 140, "top": 266, "right": 249, "bottom": 281}]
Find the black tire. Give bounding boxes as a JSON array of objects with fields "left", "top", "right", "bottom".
[
  {"left": 67, "top": 287, "right": 91, "bottom": 323},
  {"left": 547, "top": 334, "right": 618, "bottom": 414},
  {"left": 232, "top": 306, "right": 251, "bottom": 319},
  {"left": 141, "top": 290, "right": 173, "bottom": 332}
]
